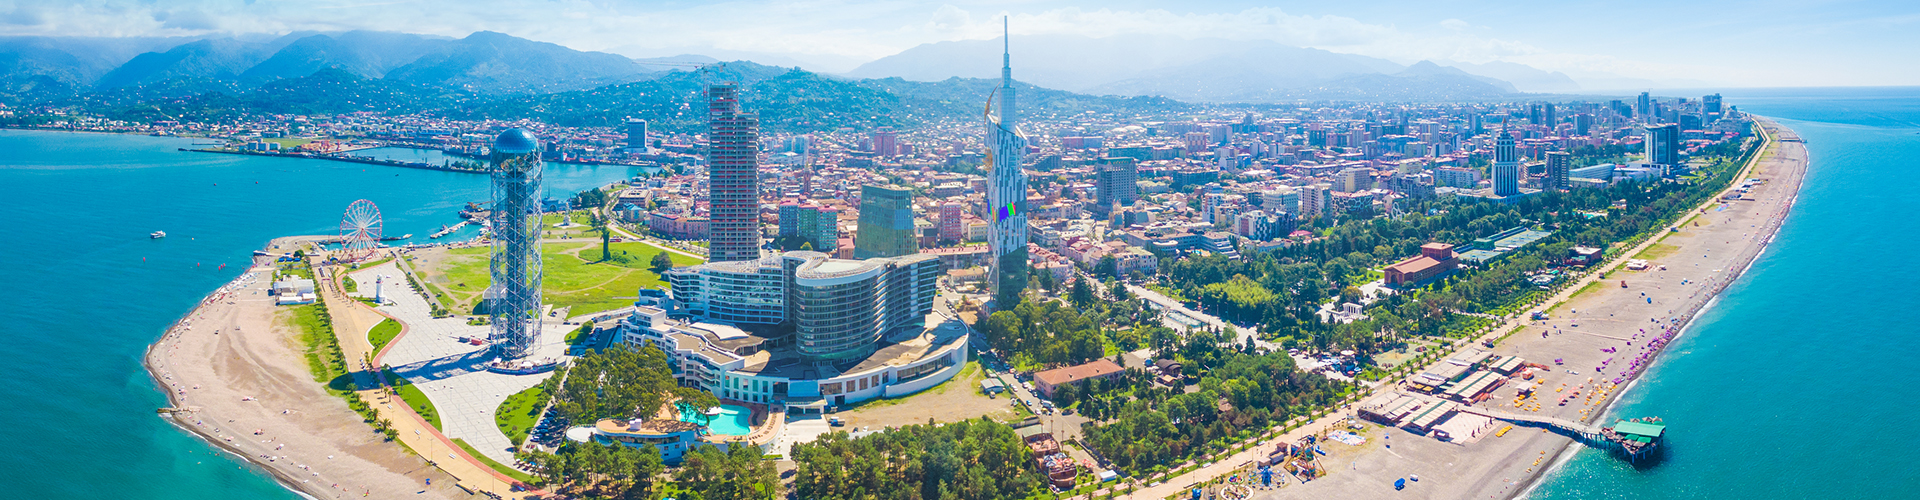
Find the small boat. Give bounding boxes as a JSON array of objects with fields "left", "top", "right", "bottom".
[
  {"left": 151, "top": 231, "right": 167, "bottom": 239},
  {"left": 1394, "top": 478, "right": 1406, "bottom": 490}
]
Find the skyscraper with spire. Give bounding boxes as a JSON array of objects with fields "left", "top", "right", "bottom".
[
  {"left": 1493, "top": 125, "right": 1521, "bottom": 197},
  {"left": 986, "top": 17, "right": 1029, "bottom": 307}
]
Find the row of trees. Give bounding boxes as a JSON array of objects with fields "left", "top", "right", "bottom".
[
  {"left": 791, "top": 419, "right": 1044, "bottom": 500},
  {"left": 1080, "top": 335, "right": 1349, "bottom": 476}
]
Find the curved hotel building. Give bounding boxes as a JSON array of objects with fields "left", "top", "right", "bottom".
[{"left": 621, "top": 251, "right": 965, "bottom": 410}]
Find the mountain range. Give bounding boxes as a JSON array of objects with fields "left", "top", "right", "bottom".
[
  {"left": 847, "top": 34, "right": 1604, "bottom": 101},
  {"left": 6, "top": 30, "right": 661, "bottom": 95}
]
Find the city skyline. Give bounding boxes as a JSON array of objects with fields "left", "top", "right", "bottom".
[{"left": 0, "top": 1, "right": 1915, "bottom": 88}]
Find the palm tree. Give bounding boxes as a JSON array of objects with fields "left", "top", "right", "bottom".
[{"left": 591, "top": 212, "right": 612, "bottom": 262}]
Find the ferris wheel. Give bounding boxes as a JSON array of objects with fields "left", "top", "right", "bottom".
[{"left": 339, "top": 199, "right": 383, "bottom": 261}]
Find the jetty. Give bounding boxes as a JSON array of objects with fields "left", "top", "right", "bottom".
[{"left": 1465, "top": 408, "right": 1664, "bottom": 459}]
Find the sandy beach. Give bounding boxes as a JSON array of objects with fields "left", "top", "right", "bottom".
[
  {"left": 1213, "top": 117, "right": 1808, "bottom": 500},
  {"left": 144, "top": 236, "right": 468, "bottom": 500}
]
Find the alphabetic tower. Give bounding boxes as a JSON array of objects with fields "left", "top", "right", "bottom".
[
  {"left": 487, "top": 128, "right": 544, "bottom": 359},
  {"left": 986, "top": 17, "right": 1030, "bottom": 308}
]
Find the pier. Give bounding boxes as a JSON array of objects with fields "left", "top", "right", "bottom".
[{"left": 1465, "top": 408, "right": 1663, "bottom": 459}]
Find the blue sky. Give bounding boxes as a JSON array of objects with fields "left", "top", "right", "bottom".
[{"left": 2, "top": 0, "right": 1914, "bottom": 86}]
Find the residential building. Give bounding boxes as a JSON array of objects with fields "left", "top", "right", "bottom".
[
  {"left": 1544, "top": 151, "right": 1571, "bottom": 192},
  {"left": 706, "top": 84, "right": 761, "bottom": 262}
]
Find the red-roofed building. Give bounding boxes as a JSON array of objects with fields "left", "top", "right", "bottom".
[
  {"left": 1032, "top": 359, "right": 1125, "bottom": 398},
  {"left": 1384, "top": 243, "right": 1458, "bottom": 288}
]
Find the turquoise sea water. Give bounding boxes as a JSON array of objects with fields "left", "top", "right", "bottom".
[
  {"left": 1532, "top": 87, "right": 1920, "bottom": 498},
  {"left": 678, "top": 404, "right": 754, "bottom": 436},
  {"left": 0, "top": 131, "right": 644, "bottom": 498}
]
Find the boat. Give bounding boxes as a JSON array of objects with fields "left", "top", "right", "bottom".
[
  {"left": 380, "top": 234, "right": 413, "bottom": 241},
  {"left": 1394, "top": 478, "right": 1406, "bottom": 490},
  {"left": 151, "top": 231, "right": 166, "bottom": 239}
]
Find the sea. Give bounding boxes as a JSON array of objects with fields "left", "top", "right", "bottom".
[
  {"left": 0, "top": 87, "right": 1916, "bottom": 499},
  {"left": 1530, "top": 86, "right": 1920, "bottom": 498},
  {"left": 0, "top": 134, "right": 648, "bottom": 498}
]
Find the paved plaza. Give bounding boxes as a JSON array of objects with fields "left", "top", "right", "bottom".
[{"left": 348, "top": 261, "right": 571, "bottom": 467}]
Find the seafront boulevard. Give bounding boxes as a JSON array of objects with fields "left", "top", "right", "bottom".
[{"left": 1109, "top": 118, "right": 1808, "bottom": 500}]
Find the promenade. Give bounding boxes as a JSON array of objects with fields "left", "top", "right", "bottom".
[{"left": 1115, "top": 118, "right": 1807, "bottom": 500}]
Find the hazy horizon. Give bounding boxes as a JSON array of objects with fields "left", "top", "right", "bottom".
[{"left": 1, "top": 0, "right": 1914, "bottom": 88}]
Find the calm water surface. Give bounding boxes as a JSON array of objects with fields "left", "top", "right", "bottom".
[
  {"left": 1532, "top": 86, "right": 1920, "bottom": 498},
  {"left": 0, "top": 130, "right": 641, "bottom": 498}
]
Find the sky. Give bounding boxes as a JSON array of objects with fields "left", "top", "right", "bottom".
[{"left": 2, "top": 0, "right": 1916, "bottom": 87}]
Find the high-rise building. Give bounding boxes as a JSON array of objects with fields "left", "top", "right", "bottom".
[
  {"left": 871, "top": 127, "right": 899, "bottom": 156},
  {"left": 1544, "top": 103, "right": 1557, "bottom": 129},
  {"left": 1544, "top": 151, "right": 1571, "bottom": 192},
  {"left": 1261, "top": 187, "right": 1299, "bottom": 213},
  {"left": 1300, "top": 184, "right": 1330, "bottom": 219},
  {"left": 938, "top": 202, "right": 963, "bottom": 243},
  {"left": 1644, "top": 123, "right": 1680, "bottom": 168},
  {"left": 1493, "top": 128, "right": 1521, "bottom": 197},
  {"left": 855, "top": 184, "right": 918, "bottom": 259},
  {"left": 487, "top": 129, "right": 544, "bottom": 359},
  {"left": 665, "top": 252, "right": 940, "bottom": 362},
  {"left": 706, "top": 84, "right": 761, "bottom": 263},
  {"left": 625, "top": 118, "right": 649, "bottom": 153},
  {"left": 1094, "top": 157, "right": 1138, "bottom": 216},
  {"left": 1574, "top": 113, "right": 1594, "bottom": 136},
  {"left": 779, "top": 202, "right": 838, "bottom": 252},
  {"left": 1336, "top": 167, "right": 1374, "bottom": 193},
  {"left": 986, "top": 18, "right": 1029, "bottom": 306},
  {"left": 1637, "top": 92, "right": 1652, "bottom": 122}
]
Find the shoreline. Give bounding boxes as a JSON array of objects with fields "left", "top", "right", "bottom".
[
  {"left": 1504, "top": 116, "right": 1805, "bottom": 499},
  {"left": 1231, "top": 116, "right": 1808, "bottom": 500},
  {"left": 141, "top": 262, "right": 338, "bottom": 500},
  {"left": 142, "top": 236, "right": 466, "bottom": 500}
]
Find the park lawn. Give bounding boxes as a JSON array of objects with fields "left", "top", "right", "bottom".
[
  {"left": 387, "top": 371, "right": 441, "bottom": 430},
  {"left": 1566, "top": 281, "right": 1604, "bottom": 302},
  {"left": 454, "top": 438, "right": 538, "bottom": 484},
  {"left": 368, "top": 318, "right": 402, "bottom": 353},
  {"left": 539, "top": 211, "right": 601, "bottom": 240},
  {"left": 495, "top": 385, "right": 548, "bottom": 446},
  {"left": 423, "top": 241, "right": 701, "bottom": 316}
]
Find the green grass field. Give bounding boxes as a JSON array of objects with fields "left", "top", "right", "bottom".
[
  {"left": 419, "top": 240, "right": 703, "bottom": 316},
  {"left": 539, "top": 212, "right": 601, "bottom": 240},
  {"left": 1633, "top": 243, "right": 1680, "bottom": 261},
  {"left": 368, "top": 318, "right": 402, "bottom": 353},
  {"left": 454, "top": 438, "right": 538, "bottom": 484},
  {"left": 495, "top": 385, "right": 549, "bottom": 446},
  {"left": 387, "top": 371, "right": 441, "bottom": 430}
]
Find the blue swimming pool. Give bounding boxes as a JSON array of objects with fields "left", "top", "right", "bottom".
[{"left": 679, "top": 404, "right": 752, "bottom": 436}]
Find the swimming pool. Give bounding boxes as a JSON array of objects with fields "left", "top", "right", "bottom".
[{"left": 678, "top": 404, "right": 752, "bottom": 436}]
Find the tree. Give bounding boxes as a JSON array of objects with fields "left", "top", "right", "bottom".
[
  {"left": 596, "top": 214, "right": 612, "bottom": 262},
  {"left": 1053, "top": 383, "right": 1078, "bottom": 407},
  {"left": 650, "top": 251, "right": 675, "bottom": 273},
  {"left": 1340, "top": 285, "right": 1363, "bottom": 305},
  {"left": 1070, "top": 278, "right": 1097, "bottom": 308},
  {"left": 1097, "top": 255, "right": 1119, "bottom": 277},
  {"left": 676, "top": 444, "right": 779, "bottom": 500}
]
